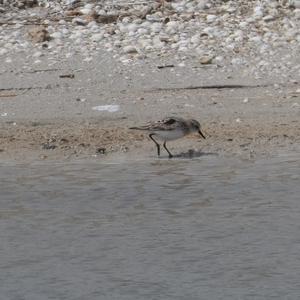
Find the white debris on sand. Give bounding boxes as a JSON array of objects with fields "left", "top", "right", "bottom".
[
  {"left": 92, "top": 105, "right": 120, "bottom": 112},
  {"left": 0, "top": 0, "right": 300, "bottom": 77}
]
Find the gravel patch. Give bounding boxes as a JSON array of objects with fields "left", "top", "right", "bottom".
[{"left": 0, "top": 0, "right": 299, "bottom": 79}]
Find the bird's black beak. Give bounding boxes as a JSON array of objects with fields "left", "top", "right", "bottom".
[{"left": 198, "top": 130, "right": 206, "bottom": 139}]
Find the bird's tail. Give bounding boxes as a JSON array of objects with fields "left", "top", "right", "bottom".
[{"left": 129, "top": 126, "right": 148, "bottom": 130}]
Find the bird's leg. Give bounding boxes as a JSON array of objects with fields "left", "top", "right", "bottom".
[
  {"left": 149, "top": 134, "right": 160, "bottom": 157},
  {"left": 163, "top": 141, "right": 173, "bottom": 158}
]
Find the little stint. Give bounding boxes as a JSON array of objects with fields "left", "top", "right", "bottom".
[{"left": 130, "top": 116, "right": 206, "bottom": 158}]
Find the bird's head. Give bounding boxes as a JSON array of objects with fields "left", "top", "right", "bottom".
[{"left": 190, "top": 119, "right": 206, "bottom": 139}]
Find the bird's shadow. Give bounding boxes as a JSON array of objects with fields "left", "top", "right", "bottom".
[{"left": 170, "top": 149, "right": 218, "bottom": 159}]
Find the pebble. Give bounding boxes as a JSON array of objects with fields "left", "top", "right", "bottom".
[
  {"left": 290, "top": 0, "right": 300, "bottom": 8},
  {"left": 0, "top": 0, "right": 299, "bottom": 77},
  {"left": 123, "top": 45, "right": 138, "bottom": 54},
  {"left": 80, "top": 7, "right": 93, "bottom": 15},
  {"left": 33, "top": 51, "right": 43, "bottom": 57},
  {"left": 0, "top": 49, "right": 8, "bottom": 56},
  {"left": 42, "top": 143, "right": 56, "bottom": 150},
  {"left": 206, "top": 15, "right": 217, "bottom": 23},
  {"left": 72, "top": 17, "right": 88, "bottom": 26},
  {"left": 253, "top": 6, "right": 264, "bottom": 19},
  {"left": 200, "top": 56, "right": 213, "bottom": 64},
  {"left": 96, "top": 147, "right": 106, "bottom": 154},
  {"left": 51, "top": 31, "right": 63, "bottom": 39},
  {"left": 91, "top": 33, "right": 104, "bottom": 42}
]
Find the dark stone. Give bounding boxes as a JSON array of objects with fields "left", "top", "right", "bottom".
[
  {"left": 96, "top": 147, "right": 106, "bottom": 154},
  {"left": 42, "top": 143, "right": 56, "bottom": 150}
]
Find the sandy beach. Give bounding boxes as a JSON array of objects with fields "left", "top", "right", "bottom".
[
  {"left": 0, "top": 0, "right": 300, "bottom": 161},
  {"left": 1, "top": 51, "right": 300, "bottom": 161}
]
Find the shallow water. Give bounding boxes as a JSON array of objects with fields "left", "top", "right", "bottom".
[{"left": 1, "top": 154, "right": 300, "bottom": 300}]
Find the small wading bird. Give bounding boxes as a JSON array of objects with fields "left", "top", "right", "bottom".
[{"left": 130, "top": 116, "right": 206, "bottom": 158}]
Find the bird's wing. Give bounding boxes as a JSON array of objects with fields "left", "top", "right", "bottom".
[
  {"left": 161, "top": 117, "right": 177, "bottom": 125},
  {"left": 130, "top": 117, "right": 183, "bottom": 131},
  {"left": 148, "top": 117, "right": 181, "bottom": 131}
]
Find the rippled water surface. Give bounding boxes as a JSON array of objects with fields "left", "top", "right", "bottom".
[{"left": 1, "top": 154, "right": 300, "bottom": 299}]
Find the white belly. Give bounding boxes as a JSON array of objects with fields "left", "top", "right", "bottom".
[{"left": 153, "top": 130, "right": 186, "bottom": 141}]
